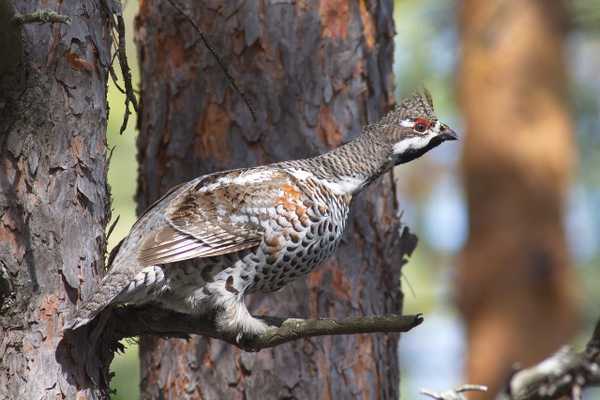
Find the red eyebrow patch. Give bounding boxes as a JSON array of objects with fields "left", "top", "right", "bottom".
[{"left": 414, "top": 117, "right": 432, "bottom": 128}]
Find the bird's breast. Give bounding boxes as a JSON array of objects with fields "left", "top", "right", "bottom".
[{"left": 245, "top": 186, "right": 351, "bottom": 293}]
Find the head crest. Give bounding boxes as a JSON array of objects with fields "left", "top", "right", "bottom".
[
  {"left": 397, "top": 87, "right": 435, "bottom": 120},
  {"left": 375, "top": 87, "right": 436, "bottom": 127}
]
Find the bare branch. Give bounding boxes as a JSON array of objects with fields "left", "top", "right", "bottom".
[
  {"left": 99, "top": 0, "right": 138, "bottom": 135},
  {"left": 114, "top": 13, "right": 138, "bottom": 114},
  {"left": 107, "top": 306, "right": 423, "bottom": 352},
  {"left": 13, "top": 10, "right": 71, "bottom": 25},
  {"left": 113, "top": 12, "right": 137, "bottom": 135},
  {"left": 500, "top": 319, "right": 600, "bottom": 400},
  {"left": 421, "top": 320, "right": 600, "bottom": 400},
  {"left": 105, "top": 214, "right": 120, "bottom": 242},
  {"left": 62, "top": 308, "right": 422, "bottom": 390},
  {"left": 108, "top": 65, "right": 126, "bottom": 94},
  {"left": 421, "top": 384, "right": 488, "bottom": 400}
]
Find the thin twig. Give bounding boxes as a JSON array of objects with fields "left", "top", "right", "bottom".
[
  {"left": 100, "top": 0, "right": 138, "bottom": 135},
  {"left": 114, "top": 14, "right": 138, "bottom": 113},
  {"left": 108, "top": 65, "right": 126, "bottom": 94},
  {"left": 105, "top": 215, "right": 120, "bottom": 242},
  {"left": 421, "top": 384, "right": 488, "bottom": 400},
  {"left": 106, "top": 145, "right": 116, "bottom": 166},
  {"left": 13, "top": 10, "right": 71, "bottom": 25},
  {"left": 165, "top": 0, "right": 257, "bottom": 122},
  {"left": 119, "top": 102, "right": 131, "bottom": 136},
  {"left": 112, "top": 13, "right": 138, "bottom": 135}
]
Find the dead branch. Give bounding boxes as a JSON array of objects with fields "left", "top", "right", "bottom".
[
  {"left": 107, "top": 306, "right": 424, "bottom": 352},
  {"left": 431, "top": 319, "right": 600, "bottom": 400},
  {"left": 114, "top": 12, "right": 138, "bottom": 136},
  {"left": 99, "top": 0, "right": 138, "bottom": 135},
  {"left": 499, "top": 318, "right": 600, "bottom": 399},
  {"left": 62, "top": 308, "right": 422, "bottom": 391},
  {"left": 13, "top": 10, "right": 71, "bottom": 25},
  {"left": 421, "top": 384, "right": 488, "bottom": 400},
  {"left": 421, "top": 320, "right": 600, "bottom": 400}
]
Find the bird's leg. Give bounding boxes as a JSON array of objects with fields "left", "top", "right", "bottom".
[
  {"left": 206, "top": 271, "right": 268, "bottom": 343},
  {"left": 215, "top": 297, "right": 268, "bottom": 345}
]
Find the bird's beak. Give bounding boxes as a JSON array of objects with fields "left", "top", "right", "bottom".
[{"left": 437, "top": 123, "right": 458, "bottom": 141}]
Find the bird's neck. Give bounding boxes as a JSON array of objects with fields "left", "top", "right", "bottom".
[{"left": 287, "top": 133, "right": 393, "bottom": 196}]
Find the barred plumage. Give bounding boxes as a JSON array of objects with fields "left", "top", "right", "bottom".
[{"left": 67, "top": 89, "right": 457, "bottom": 338}]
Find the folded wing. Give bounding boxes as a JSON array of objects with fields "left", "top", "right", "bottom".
[{"left": 137, "top": 168, "right": 294, "bottom": 266}]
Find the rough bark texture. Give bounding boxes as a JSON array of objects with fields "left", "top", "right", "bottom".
[
  {"left": 135, "top": 0, "right": 404, "bottom": 399},
  {"left": 0, "top": 1, "right": 112, "bottom": 399},
  {"left": 457, "top": 1, "right": 579, "bottom": 397}
]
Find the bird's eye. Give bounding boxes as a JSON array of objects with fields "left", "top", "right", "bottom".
[
  {"left": 413, "top": 118, "right": 431, "bottom": 133},
  {"left": 414, "top": 122, "right": 427, "bottom": 133}
]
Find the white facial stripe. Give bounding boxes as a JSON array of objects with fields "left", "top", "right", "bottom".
[
  {"left": 392, "top": 118, "right": 444, "bottom": 155},
  {"left": 393, "top": 130, "right": 440, "bottom": 154}
]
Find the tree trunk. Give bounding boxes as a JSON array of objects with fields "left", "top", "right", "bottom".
[
  {"left": 135, "top": 0, "right": 404, "bottom": 398},
  {"left": 0, "top": 1, "right": 111, "bottom": 398},
  {"left": 457, "top": 0, "right": 579, "bottom": 397}
]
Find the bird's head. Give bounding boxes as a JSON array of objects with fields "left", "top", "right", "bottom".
[{"left": 371, "top": 88, "right": 458, "bottom": 165}]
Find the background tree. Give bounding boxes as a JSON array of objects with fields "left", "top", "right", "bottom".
[
  {"left": 134, "top": 0, "right": 410, "bottom": 398},
  {"left": 457, "top": 0, "right": 580, "bottom": 397},
  {"left": 0, "top": 1, "right": 113, "bottom": 398}
]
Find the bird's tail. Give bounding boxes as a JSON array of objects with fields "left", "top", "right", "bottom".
[{"left": 65, "top": 270, "right": 131, "bottom": 331}]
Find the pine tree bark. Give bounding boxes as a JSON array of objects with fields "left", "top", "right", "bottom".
[
  {"left": 135, "top": 0, "right": 405, "bottom": 398},
  {"left": 457, "top": 1, "right": 579, "bottom": 397},
  {"left": 0, "top": 0, "right": 111, "bottom": 398}
]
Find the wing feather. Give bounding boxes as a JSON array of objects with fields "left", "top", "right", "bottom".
[{"left": 137, "top": 168, "right": 293, "bottom": 266}]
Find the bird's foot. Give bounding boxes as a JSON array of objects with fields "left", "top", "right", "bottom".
[
  {"left": 235, "top": 331, "right": 264, "bottom": 352},
  {"left": 215, "top": 306, "right": 268, "bottom": 350},
  {"left": 230, "top": 316, "right": 268, "bottom": 351}
]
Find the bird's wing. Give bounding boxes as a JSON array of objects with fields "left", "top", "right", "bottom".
[{"left": 137, "top": 168, "right": 299, "bottom": 266}]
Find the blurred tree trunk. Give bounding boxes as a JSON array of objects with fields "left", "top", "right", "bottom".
[
  {"left": 457, "top": 1, "right": 579, "bottom": 397},
  {"left": 0, "top": 1, "right": 111, "bottom": 398},
  {"left": 135, "top": 0, "right": 405, "bottom": 398}
]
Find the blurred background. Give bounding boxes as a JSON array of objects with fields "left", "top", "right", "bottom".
[{"left": 107, "top": 1, "right": 600, "bottom": 398}]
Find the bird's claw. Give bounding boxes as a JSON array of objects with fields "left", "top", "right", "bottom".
[{"left": 234, "top": 331, "right": 262, "bottom": 352}]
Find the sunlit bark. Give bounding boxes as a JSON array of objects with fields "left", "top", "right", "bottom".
[
  {"left": 0, "top": 1, "right": 111, "bottom": 397},
  {"left": 135, "top": 0, "right": 408, "bottom": 398}
]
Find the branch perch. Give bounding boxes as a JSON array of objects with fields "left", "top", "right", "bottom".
[{"left": 108, "top": 306, "right": 423, "bottom": 351}]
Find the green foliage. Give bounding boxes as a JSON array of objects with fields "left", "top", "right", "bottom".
[
  {"left": 572, "top": 0, "right": 600, "bottom": 34},
  {"left": 110, "top": 343, "right": 140, "bottom": 400}
]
